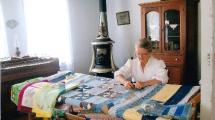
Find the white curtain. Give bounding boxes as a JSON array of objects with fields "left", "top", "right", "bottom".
[
  {"left": 0, "top": 2, "right": 9, "bottom": 58},
  {"left": 23, "top": 0, "right": 73, "bottom": 71}
]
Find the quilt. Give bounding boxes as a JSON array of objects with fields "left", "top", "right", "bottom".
[
  {"left": 11, "top": 71, "right": 200, "bottom": 120},
  {"left": 58, "top": 76, "right": 200, "bottom": 120}
]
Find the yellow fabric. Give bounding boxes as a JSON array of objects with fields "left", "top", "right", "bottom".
[
  {"left": 33, "top": 107, "right": 52, "bottom": 118},
  {"left": 101, "top": 105, "right": 109, "bottom": 114},
  {"left": 32, "top": 83, "right": 59, "bottom": 118},
  {"left": 156, "top": 117, "right": 171, "bottom": 120},
  {"left": 32, "top": 82, "right": 79, "bottom": 118},
  {"left": 123, "top": 108, "right": 142, "bottom": 120},
  {"left": 151, "top": 84, "right": 181, "bottom": 103}
]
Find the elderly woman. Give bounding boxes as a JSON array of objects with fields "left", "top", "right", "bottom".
[{"left": 114, "top": 38, "right": 168, "bottom": 89}]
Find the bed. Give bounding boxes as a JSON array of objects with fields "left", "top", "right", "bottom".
[{"left": 11, "top": 71, "right": 200, "bottom": 120}]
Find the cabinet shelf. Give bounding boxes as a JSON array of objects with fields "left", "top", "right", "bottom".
[{"left": 140, "top": 0, "right": 186, "bottom": 84}]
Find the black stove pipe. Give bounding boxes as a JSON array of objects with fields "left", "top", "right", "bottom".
[{"left": 99, "top": 0, "right": 106, "bottom": 12}]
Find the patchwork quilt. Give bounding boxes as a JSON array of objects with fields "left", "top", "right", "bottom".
[{"left": 11, "top": 71, "right": 200, "bottom": 120}]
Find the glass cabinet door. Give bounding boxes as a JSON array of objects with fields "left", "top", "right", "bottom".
[
  {"left": 164, "top": 10, "right": 180, "bottom": 51},
  {"left": 146, "top": 11, "right": 160, "bottom": 51}
]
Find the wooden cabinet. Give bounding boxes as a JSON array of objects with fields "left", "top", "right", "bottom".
[{"left": 140, "top": 0, "right": 186, "bottom": 84}]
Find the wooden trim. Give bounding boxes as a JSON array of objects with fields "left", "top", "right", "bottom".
[
  {"left": 139, "top": 0, "right": 182, "bottom": 7},
  {"left": 189, "top": 91, "right": 201, "bottom": 107},
  {"left": 65, "top": 113, "right": 86, "bottom": 120},
  {"left": 189, "top": 91, "right": 201, "bottom": 120}
]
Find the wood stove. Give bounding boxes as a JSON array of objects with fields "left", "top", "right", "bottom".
[{"left": 89, "top": 0, "right": 116, "bottom": 78}]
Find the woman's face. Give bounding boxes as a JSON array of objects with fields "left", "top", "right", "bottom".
[{"left": 135, "top": 47, "right": 150, "bottom": 64}]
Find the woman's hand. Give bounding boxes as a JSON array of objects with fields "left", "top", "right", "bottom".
[
  {"left": 124, "top": 81, "right": 135, "bottom": 89},
  {"left": 146, "top": 79, "right": 161, "bottom": 86},
  {"left": 134, "top": 81, "right": 145, "bottom": 89},
  {"left": 115, "top": 75, "right": 135, "bottom": 89}
]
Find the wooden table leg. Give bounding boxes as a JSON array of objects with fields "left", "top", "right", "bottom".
[{"left": 28, "top": 113, "right": 32, "bottom": 120}]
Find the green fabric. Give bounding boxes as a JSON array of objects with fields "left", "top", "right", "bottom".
[
  {"left": 52, "top": 109, "right": 66, "bottom": 120},
  {"left": 32, "top": 83, "right": 63, "bottom": 117},
  {"left": 31, "top": 82, "right": 79, "bottom": 118},
  {"left": 11, "top": 77, "right": 43, "bottom": 105}
]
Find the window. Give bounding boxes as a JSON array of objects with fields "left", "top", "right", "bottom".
[{"left": 23, "top": 0, "right": 73, "bottom": 70}]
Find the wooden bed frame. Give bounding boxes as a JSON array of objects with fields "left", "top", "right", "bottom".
[{"left": 27, "top": 91, "right": 200, "bottom": 120}]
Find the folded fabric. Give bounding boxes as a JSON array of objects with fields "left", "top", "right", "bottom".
[
  {"left": 32, "top": 83, "right": 63, "bottom": 117},
  {"left": 31, "top": 80, "right": 79, "bottom": 117},
  {"left": 18, "top": 80, "right": 50, "bottom": 112},
  {"left": 12, "top": 71, "right": 82, "bottom": 118},
  {"left": 11, "top": 77, "right": 44, "bottom": 105},
  {"left": 45, "top": 71, "right": 72, "bottom": 81},
  {"left": 48, "top": 71, "right": 73, "bottom": 83}
]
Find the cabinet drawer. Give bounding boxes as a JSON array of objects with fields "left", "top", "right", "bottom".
[
  {"left": 154, "top": 55, "right": 184, "bottom": 64},
  {"left": 166, "top": 66, "right": 182, "bottom": 84}
]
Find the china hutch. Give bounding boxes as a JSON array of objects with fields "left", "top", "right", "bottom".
[{"left": 139, "top": 0, "right": 199, "bottom": 85}]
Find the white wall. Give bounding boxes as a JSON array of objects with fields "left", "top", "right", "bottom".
[
  {"left": 68, "top": 0, "right": 99, "bottom": 73},
  {"left": 200, "top": 0, "right": 214, "bottom": 119},
  {"left": 212, "top": 0, "right": 215, "bottom": 119},
  {"left": 1, "top": 0, "right": 27, "bottom": 56},
  {"left": 106, "top": 0, "right": 159, "bottom": 67}
]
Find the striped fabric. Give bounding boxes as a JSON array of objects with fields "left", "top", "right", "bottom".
[
  {"left": 164, "top": 86, "right": 193, "bottom": 105},
  {"left": 109, "top": 84, "right": 200, "bottom": 120},
  {"left": 11, "top": 72, "right": 83, "bottom": 118},
  {"left": 135, "top": 100, "right": 192, "bottom": 120},
  {"left": 11, "top": 77, "right": 43, "bottom": 105}
]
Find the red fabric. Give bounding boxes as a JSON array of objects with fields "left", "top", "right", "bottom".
[{"left": 17, "top": 80, "right": 49, "bottom": 112}]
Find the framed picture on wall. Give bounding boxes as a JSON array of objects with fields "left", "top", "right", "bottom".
[{"left": 116, "top": 11, "right": 130, "bottom": 25}]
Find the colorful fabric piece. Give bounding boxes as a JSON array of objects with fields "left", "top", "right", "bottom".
[
  {"left": 31, "top": 83, "right": 62, "bottom": 117},
  {"left": 18, "top": 80, "right": 50, "bottom": 112},
  {"left": 164, "top": 86, "right": 193, "bottom": 105},
  {"left": 52, "top": 108, "right": 66, "bottom": 120},
  {"left": 11, "top": 72, "right": 82, "bottom": 118},
  {"left": 49, "top": 71, "right": 73, "bottom": 83},
  {"left": 11, "top": 72, "right": 200, "bottom": 119},
  {"left": 108, "top": 84, "right": 199, "bottom": 120},
  {"left": 178, "top": 86, "right": 200, "bottom": 104},
  {"left": 151, "top": 84, "right": 181, "bottom": 103},
  {"left": 45, "top": 71, "right": 72, "bottom": 81},
  {"left": 122, "top": 100, "right": 192, "bottom": 120},
  {"left": 11, "top": 77, "right": 43, "bottom": 105},
  {"left": 32, "top": 82, "right": 79, "bottom": 117}
]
